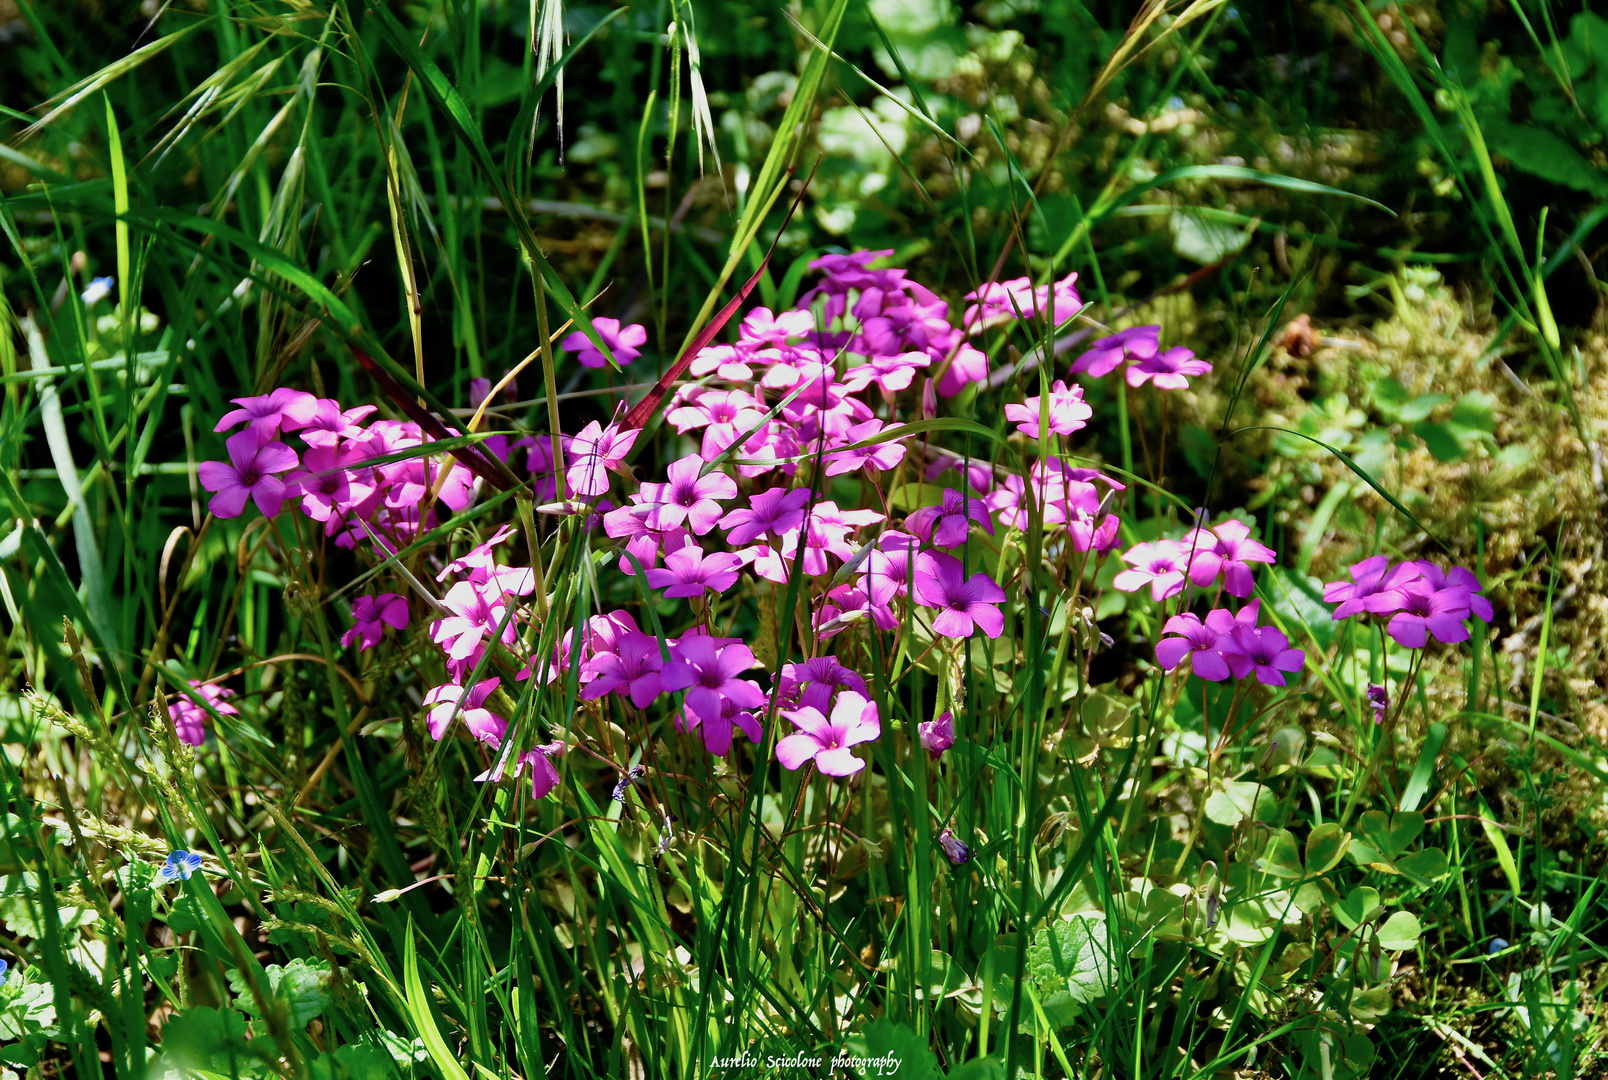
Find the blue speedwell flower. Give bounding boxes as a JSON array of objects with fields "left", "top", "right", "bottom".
[
  {"left": 0, "top": 958, "right": 10, "bottom": 986},
  {"left": 159, "top": 851, "right": 205, "bottom": 883}
]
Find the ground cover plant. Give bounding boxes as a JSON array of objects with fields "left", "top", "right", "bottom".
[{"left": 0, "top": 0, "right": 1606, "bottom": 1076}]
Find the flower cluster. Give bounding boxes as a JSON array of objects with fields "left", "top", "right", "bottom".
[
  {"left": 196, "top": 252, "right": 1213, "bottom": 821},
  {"left": 1323, "top": 556, "right": 1494, "bottom": 647},
  {"left": 1115, "top": 519, "right": 1277, "bottom": 602},
  {"left": 1155, "top": 600, "right": 1307, "bottom": 687}
]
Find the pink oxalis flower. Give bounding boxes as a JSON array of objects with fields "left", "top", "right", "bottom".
[
  {"left": 198, "top": 430, "right": 300, "bottom": 519},
  {"left": 341, "top": 593, "right": 409, "bottom": 650},
  {"left": 561, "top": 318, "right": 647, "bottom": 369},
  {"left": 913, "top": 552, "right": 1007, "bottom": 639},
  {"left": 777, "top": 691, "right": 881, "bottom": 777}
]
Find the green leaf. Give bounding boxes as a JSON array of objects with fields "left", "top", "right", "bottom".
[
  {"left": 306, "top": 1043, "right": 398, "bottom": 1080},
  {"left": 1484, "top": 119, "right": 1608, "bottom": 194},
  {"left": 156, "top": 1007, "right": 274, "bottom": 1079},
  {"left": 115, "top": 862, "right": 156, "bottom": 927},
  {"left": 226, "top": 958, "right": 331, "bottom": 1029},
  {"left": 1025, "top": 914, "right": 1114, "bottom": 1023},
  {"left": 1395, "top": 847, "right": 1451, "bottom": 886},
  {"left": 1413, "top": 420, "right": 1467, "bottom": 461},
  {"left": 1452, "top": 390, "right": 1497, "bottom": 433},
  {"left": 1305, "top": 823, "right": 1351, "bottom": 875},
  {"left": 947, "top": 1056, "right": 1006, "bottom": 1080},
  {"left": 1256, "top": 829, "right": 1304, "bottom": 880},
  {"left": 404, "top": 921, "right": 469, "bottom": 1080},
  {"left": 842, "top": 1018, "right": 941, "bottom": 1080},
  {"left": 1400, "top": 722, "right": 1447, "bottom": 813},
  {"left": 1205, "top": 780, "right": 1272, "bottom": 827},
  {"left": 1377, "top": 910, "right": 1422, "bottom": 951},
  {"left": 165, "top": 891, "right": 205, "bottom": 933},
  {"left": 1333, "top": 887, "right": 1382, "bottom": 931},
  {"left": 1170, "top": 210, "right": 1252, "bottom": 264}
]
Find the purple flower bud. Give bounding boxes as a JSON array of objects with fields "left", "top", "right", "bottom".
[
  {"left": 937, "top": 827, "right": 971, "bottom": 865},
  {"left": 919, "top": 712, "right": 956, "bottom": 760},
  {"left": 1367, "top": 683, "right": 1389, "bottom": 724}
]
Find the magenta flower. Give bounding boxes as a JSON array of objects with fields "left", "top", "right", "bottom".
[
  {"left": 213, "top": 387, "right": 322, "bottom": 435},
  {"left": 1004, "top": 380, "right": 1093, "bottom": 438},
  {"left": 776, "top": 691, "right": 881, "bottom": 777},
  {"left": 423, "top": 678, "right": 506, "bottom": 745},
  {"left": 561, "top": 317, "right": 647, "bottom": 369},
  {"left": 1113, "top": 540, "right": 1191, "bottom": 602},
  {"left": 913, "top": 552, "right": 1007, "bottom": 639},
  {"left": 688, "top": 344, "right": 757, "bottom": 382},
  {"left": 198, "top": 429, "right": 300, "bottom": 519},
  {"left": 936, "top": 343, "right": 989, "bottom": 397},
  {"left": 907, "top": 489, "right": 994, "bottom": 548},
  {"left": 719, "top": 486, "right": 811, "bottom": 546},
  {"left": 169, "top": 681, "right": 238, "bottom": 747},
  {"left": 677, "top": 694, "right": 764, "bottom": 756},
  {"left": 919, "top": 711, "right": 956, "bottom": 760},
  {"left": 660, "top": 638, "right": 766, "bottom": 730},
  {"left": 645, "top": 543, "right": 743, "bottom": 598},
  {"left": 1385, "top": 563, "right": 1493, "bottom": 648},
  {"left": 823, "top": 419, "right": 908, "bottom": 476},
  {"left": 1126, "top": 346, "right": 1212, "bottom": 390},
  {"left": 298, "top": 399, "right": 376, "bottom": 448},
  {"left": 776, "top": 657, "right": 870, "bottom": 712},
  {"left": 1367, "top": 683, "right": 1389, "bottom": 724},
  {"left": 638, "top": 455, "right": 738, "bottom": 534},
  {"left": 1070, "top": 325, "right": 1161, "bottom": 378},
  {"left": 1153, "top": 604, "right": 1257, "bottom": 681},
  {"left": 340, "top": 593, "right": 409, "bottom": 650},
  {"left": 581, "top": 632, "right": 667, "bottom": 708},
  {"left": 565, "top": 421, "right": 639, "bottom": 498},
  {"left": 476, "top": 741, "right": 565, "bottom": 799},
  {"left": 1322, "top": 555, "right": 1423, "bottom": 619},
  {"left": 1223, "top": 625, "right": 1306, "bottom": 686},
  {"left": 1186, "top": 520, "right": 1278, "bottom": 597}
]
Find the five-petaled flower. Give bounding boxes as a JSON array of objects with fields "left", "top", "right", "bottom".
[
  {"left": 913, "top": 553, "right": 1007, "bottom": 639},
  {"left": 341, "top": 593, "right": 409, "bottom": 650},
  {"left": 561, "top": 317, "right": 647, "bottom": 369},
  {"left": 1223, "top": 625, "right": 1307, "bottom": 686},
  {"left": 198, "top": 429, "right": 300, "bottom": 519},
  {"left": 777, "top": 691, "right": 881, "bottom": 777}
]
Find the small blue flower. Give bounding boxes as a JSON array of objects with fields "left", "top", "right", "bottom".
[
  {"left": 0, "top": 958, "right": 10, "bottom": 986},
  {"left": 159, "top": 850, "right": 205, "bottom": 883},
  {"left": 1489, "top": 937, "right": 1510, "bottom": 954},
  {"left": 80, "top": 277, "right": 115, "bottom": 306}
]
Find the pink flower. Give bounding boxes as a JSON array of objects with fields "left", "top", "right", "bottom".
[
  {"left": 1385, "top": 563, "right": 1493, "bottom": 648},
  {"left": 1070, "top": 325, "right": 1160, "bottom": 378},
  {"left": 476, "top": 741, "right": 565, "bottom": 799},
  {"left": 1185, "top": 520, "right": 1277, "bottom": 597},
  {"left": 823, "top": 419, "right": 908, "bottom": 476},
  {"left": 169, "top": 681, "right": 238, "bottom": 747},
  {"left": 1223, "top": 625, "right": 1306, "bottom": 686},
  {"left": 919, "top": 711, "right": 955, "bottom": 759},
  {"left": 1153, "top": 604, "right": 1257, "bottom": 681},
  {"left": 660, "top": 638, "right": 766, "bottom": 731},
  {"left": 581, "top": 631, "right": 666, "bottom": 708},
  {"left": 637, "top": 455, "right": 738, "bottom": 534},
  {"left": 776, "top": 691, "right": 881, "bottom": 777},
  {"left": 213, "top": 387, "right": 322, "bottom": 436},
  {"left": 913, "top": 552, "right": 1007, "bottom": 639},
  {"left": 285, "top": 445, "right": 375, "bottom": 523},
  {"left": 1322, "top": 556, "right": 1422, "bottom": 619},
  {"left": 298, "top": 399, "right": 376, "bottom": 448},
  {"left": 719, "top": 487, "right": 811, "bottom": 546},
  {"left": 907, "top": 489, "right": 994, "bottom": 548},
  {"left": 677, "top": 694, "right": 764, "bottom": 756},
  {"left": 1126, "top": 346, "right": 1211, "bottom": 390},
  {"left": 423, "top": 678, "right": 506, "bottom": 746},
  {"left": 1113, "top": 540, "right": 1191, "bottom": 601},
  {"left": 340, "top": 593, "right": 409, "bottom": 650},
  {"left": 739, "top": 306, "right": 816, "bottom": 346},
  {"left": 776, "top": 657, "right": 869, "bottom": 711},
  {"left": 935, "top": 343, "right": 989, "bottom": 397},
  {"left": 1004, "top": 380, "right": 1093, "bottom": 438},
  {"left": 688, "top": 344, "right": 757, "bottom": 382},
  {"left": 565, "top": 421, "right": 639, "bottom": 498},
  {"left": 645, "top": 543, "right": 743, "bottom": 597},
  {"left": 198, "top": 429, "right": 300, "bottom": 519},
  {"left": 561, "top": 317, "right": 647, "bottom": 368}
]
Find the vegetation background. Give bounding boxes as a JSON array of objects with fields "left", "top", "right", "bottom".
[{"left": 0, "top": 0, "right": 1605, "bottom": 1076}]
